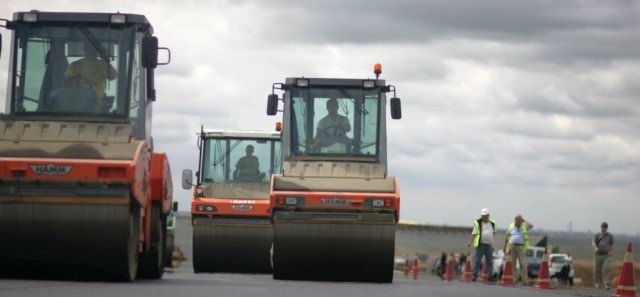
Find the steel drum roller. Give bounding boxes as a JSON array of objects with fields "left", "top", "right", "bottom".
[
  {"left": 192, "top": 218, "right": 272, "bottom": 273},
  {"left": 272, "top": 212, "right": 396, "bottom": 283},
  {"left": 0, "top": 198, "right": 138, "bottom": 280}
]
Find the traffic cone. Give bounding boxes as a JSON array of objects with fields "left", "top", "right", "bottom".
[
  {"left": 480, "top": 260, "right": 489, "bottom": 284},
  {"left": 535, "top": 247, "right": 552, "bottom": 289},
  {"left": 501, "top": 249, "right": 515, "bottom": 286},
  {"left": 412, "top": 258, "right": 419, "bottom": 280},
  {"left": 462, "top": 253, "right": 473, "bottom": 282},
  {"left": 611, "top": 243, "right": 636, "bottom": 297},
  {"left": 445, "top": 258, "right": 455, "bottom": 281}
]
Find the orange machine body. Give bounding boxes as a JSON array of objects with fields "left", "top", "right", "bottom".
[{"left": 270, "top": 176, "right": 400, "bottom": 220}]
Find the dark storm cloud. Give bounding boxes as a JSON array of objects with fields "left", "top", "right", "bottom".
[
  {"left": 247, "top": 0, "right": 640, "bottom": 64},
  {"left": 250, "top": 1, "right": 637, "bottom": 40},
  {"left": 515, "top": 93, "right": 639, "bottom": 118}
]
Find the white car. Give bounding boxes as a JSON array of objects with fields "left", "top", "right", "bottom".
[
  {"left": 394, "top": 256, "right": 407, "bottom": 271},
  {"left": 548, "top": 253, "right": 574, "bottom": 283},
  {"left": 492, "top": 249, "right": 505, "bottom": 279}
]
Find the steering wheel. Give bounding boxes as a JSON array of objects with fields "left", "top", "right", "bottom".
[{"left": 323, "top": 125, "right": 347, "bottom": 137}]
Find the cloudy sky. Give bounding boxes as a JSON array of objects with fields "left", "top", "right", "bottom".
[{"left": 1, "top": 1, "right": 638, "bottom": 234}]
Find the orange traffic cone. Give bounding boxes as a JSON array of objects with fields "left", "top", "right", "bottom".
[
  {"left": 462, "top": 253, "right": 473, "bottom": 282},
  {"left": 535, "top": 247, "right": 552, "bottom": 289},
  {"left": 480, "top": 260, "right": 489, "bottom": 284},
  {"left": 611, "top": 243, "right": 637, "bottom": 297},
  {"left": 412, "top": 258, "right": 419, "bottom": 280},
  {"left": 445, "top": 258, "right": 455, "bottom": 281},
  {"left": 501, "top": 250, "right": 515, "bottom": 286}
]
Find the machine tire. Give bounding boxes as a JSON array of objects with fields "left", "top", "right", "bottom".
[{"left": 137, "top": 205, "right": 165, "bottom": 279}]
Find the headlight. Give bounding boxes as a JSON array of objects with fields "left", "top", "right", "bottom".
[
  {"left": 110, "top": 14, "right": 127, "bottom": 24},
  {"left": 296, "top": 78, "right": 309, "bottom": 87},
  {"left": 23, "top": 12, "right": 39, "bottom": 22},
  {"left": 366, "top": 198, "right": 393, "bottom": 208},
  {"left": 196, "top": 205, "right": 217, "bottom": 212},
  {"left": 277, "top": 196, "right": 304, "bottom": 207},
  {"left": 371, "top": 199, "right": 384, "bottom": 207},
  {"left": 285, "top": 197, "right": 298, "bottom": 205},
  {"left": 362, "top": 80, "right": 376, "bottom": 89}
]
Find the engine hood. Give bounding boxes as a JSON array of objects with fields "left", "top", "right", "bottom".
[{"left": 0, "top": 120, "right": 140, "bottom": 160}]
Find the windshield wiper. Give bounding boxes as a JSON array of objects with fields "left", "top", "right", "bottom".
[
  {"left": 337, "top": 88, "right": 368, "bottom": 115},
  {"left": 78, "top": 25, "right": 112, "bottom": 61}
]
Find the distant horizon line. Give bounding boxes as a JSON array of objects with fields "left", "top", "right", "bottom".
[{"left": 174, "top": 212, "right": 640, "bottom": 236}]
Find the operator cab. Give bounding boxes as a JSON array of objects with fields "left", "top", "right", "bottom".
[
  {"left": 182, "top": 130, "right": 282, "bottom": 199},
  {"left": 0, "top": 11, "right": 167, "bottom": 141},
  {"left": 267, "top": 72, "right": 401, "bottom": 165}
]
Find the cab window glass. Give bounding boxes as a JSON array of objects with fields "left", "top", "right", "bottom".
[{"left": 11, "top": 24, "right": 132, "bottom": 117}]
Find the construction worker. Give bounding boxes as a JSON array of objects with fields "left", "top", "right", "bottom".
[
  {"left": 437, "top": 252, "right": 447, "bottom": 279},
  {"left": 503, "top": 214, "right": 534, "bottom": 285},
  {"left": 64, "top": 41, "right": 117, "bottom": 110},
  {"left": 313, "top": 98, "right": 351, "bottom": 153},
  {"left": 592, "top": 221, "right": 614, "bottom": 289},
  {"left": 234, "top": 145, "right": 260, "bottom": 181},
  {"left": 469, "top": 208, "right": 496, "bottom": 281}
]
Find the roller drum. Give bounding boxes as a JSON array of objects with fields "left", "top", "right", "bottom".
[
  {"left": 272, "top": 212, "right": 396, "bottom": 283},
  {"left": 192, "top": 218, "right": 272, "bottom": 273},
  {"left": 0, "top": 201, "right": 138, "bottom": 281}
]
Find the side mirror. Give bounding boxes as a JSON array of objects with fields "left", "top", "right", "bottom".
[
  {"left": 181, "top": 169, "right": 193, "bottom": 190},
  {"left": 267, "top": 94, "right": 279, "bottom": 116},
  {"left": 390, "top": 97, "right": 402, "bottom": 119},
  {"left": 158, "top": 47, "right": 171, "bottom": 66},
  {"left": 142, "top": 36, "right": 159, "bottom": 69},
  {"left": 172, "top": 201, "right": 179, "bottom": 212}
]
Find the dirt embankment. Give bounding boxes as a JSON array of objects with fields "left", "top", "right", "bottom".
[{"left": 573, "top": 259, "right": 639, "bottom": 288}]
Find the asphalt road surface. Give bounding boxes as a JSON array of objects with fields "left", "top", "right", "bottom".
[{"left": 0, "top": 215, "right": 611, "bottom": 297}]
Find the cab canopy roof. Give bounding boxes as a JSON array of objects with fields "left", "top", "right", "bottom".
[
  {"left": 12, "top": 10, "right": 152, "bottom": 31},
  {"left": 201, "top": 130, "right": 280, "bottom": 140},
  {"left": 284, "top": 77, "right": 386, "bottom": 88}
]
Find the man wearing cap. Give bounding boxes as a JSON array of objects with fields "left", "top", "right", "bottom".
[
  {"left": 592, "top": 222, "right": 614, "bottom": 289},
  {"left": 469, "top": 208, "right": 496, "bottom": 281},
  {"left": 503, "top": 214, "right": 534, "bottom": 285}
]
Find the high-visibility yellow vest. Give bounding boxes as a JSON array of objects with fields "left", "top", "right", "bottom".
[
  {"left": 507, "top": 222, "right": 529, "bottom": 249},
  {"left": 472, "top": 219, "right": 496, "bottom": 248}
]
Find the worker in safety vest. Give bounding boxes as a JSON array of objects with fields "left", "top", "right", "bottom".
[
  {"left": 64, "top": 41, "right": 118, "bottom": 112},
  {"left": 469, "top": 208, "right": 496, "bottom": 281},
  {"left": 503, "top": 214, "right": 533, "bottom": 285}
]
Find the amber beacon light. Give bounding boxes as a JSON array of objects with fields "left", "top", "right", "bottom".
[{"left": 374, "top": 63, "right": 382, "bottom": 79}]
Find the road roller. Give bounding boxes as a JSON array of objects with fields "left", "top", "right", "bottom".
[
  {"left": 265, "top": 65, "right": 402, "bottom": 283},
  {"left": 182, "top": 129, "right": 281, "bottom": 273},
  {"left": 0, "top": 11, "right": 173, "bottom": 281}
]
